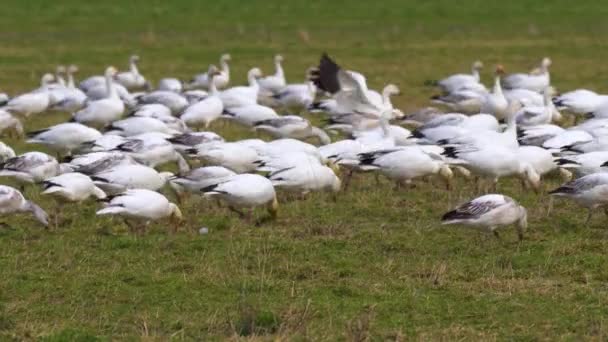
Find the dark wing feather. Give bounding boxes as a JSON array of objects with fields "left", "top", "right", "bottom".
[{"left": 309, "top": 53, "right": 341, "bottom": 94}]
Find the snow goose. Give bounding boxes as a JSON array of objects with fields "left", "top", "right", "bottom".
[
  {"left": 48, "top": 65, "right": 87, "bottom": 112},
  {"left": 542, "top": 129, "right": 593, "bottom": 152},
  {"left": 272, "top": 69, "right": 317, "bottom": 112},
  {"left": 77, "top": 134, "right": 127, "bottom": 153},
  {"left": 411, "top": 113, "right": 499, "bottom": 144},
  {"left": 73, "top": 66, "right": 125, "bottom": 127},
  {"left": 27, "top": 123, "right": 102, "bottom": 157},
  {"left": 0, "top": 110, "right": 24, "bottom": 138},
  {"left": 357, "top": 147, "right": 453, "bottom": 189},
  {"left": 115, "top": 55, "right": 150, "bottom": 90},
  {"left": 256, "top": 139, "right": 324, "bottom": 162},
  {"left": 169, "top": 166, "right": 236, "bottom": 196},
  {"left": 201, "top": 173, "right": 278, "bottom": 220},
  {"left": 158, "top": 78, "right": 182, "bottom": 93},
  {"left": 222, "top": 104, "right": 279, "bottom": 126},
  {"left": 431, "top": 60, "right": 484, "bottom": 94},
  {"left": 442, "top": 194, "right": 527, "bottom": 240},
  {"left": 97, "top": 189, "right": 182, "bottom": 233},
  {"left": 254, "top": 151, "right": 325, "bottom": 173},
  {"left": 258, "top": 54, "right": 286, "bottom": 94},
  {"left": 553, "top": 89, "right": 608, "bottom": 115},
  {"left": 554, "top": 152, "right": 608, "bottom": 177},
  {"left": 480, "top": 65, "right": 509, "bottom": 120},
  {"left": 219, "top": 68, "right": 262, "bottom": 108},
  {"left": 166, "top": 131, "right": 224, "bottom": 153},
  {"left": 502, "top": 57, "right": 551, "bottom": 92},
  {"left": 0, "top": 93, "right": 8, "bottom": 106},
  {"left": 130, "top": 103, "right": 172, "bottom": 118},
  {"left": 0, "top": 142, "right": 15, "bottom": 163},
  {"left": 106, "top": 116, "right": 178, "bottom": 137},
  {"left": 180, "top": 65, "right": 224, "bottom": 129},
  {"left": 0, "top": 152, "right": 61, "bottom": 184},
  {"left": 188, "top": 53, "right": 231, "bottom": 90},
  {"left": 549, "top": 173, "right": 608, "bottom": 225},
  {"left": 112, "top": 134, "right": 190, "bottom": 173},
  {"left": 318, "top": 139, "right": 364, "bottom": 163},
  {"left": 515, "top": 88, "right": 559, "bottom": 126},
  {"left": 65, "top": 151, "right": 136, "bottom": 175},
  {"left": 42, "top": 172, "right": 106, "bottom": 202},
  {"left": 254, "top": 116, "right": 331, "bottom": 144},
  {"left": 3, "top": 77, "right": 52, "bottom": 117},
  {"left": 517, "top": 146, "right": 558, "bottom": 179},
  {"left": 517, "top": 124, "right": 565, "bottom": 147},
  {"left": 187, "top": 142, "right": 259, "bottom": 173},
  {"left": 92, "top": 164, "right": 173, "bottom": 195},
  {"left": 136, "top": 91, "right": 188, "bottom": 115},
  {"left": 0, "top": 185, "right": 48, "bottom": 227},
  {"left": 268, "top": 163, "right": 341, "bottom": 195},
  {"left": 431, "top": 89, "right": 486, "bottom": 114}
]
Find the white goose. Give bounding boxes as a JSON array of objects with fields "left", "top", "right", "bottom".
[
  {"left": 73, "top": 66, "right": 125, "bottom": 127},
  {"left": 515, "top": 88, "right": 559, "bottom": 126},
  {"left": 433, "top": 60, "right": 484, "bottom": 94},
  {"left": 0, "top": 152, "right": 61, "bottom": 184},
  {"left": 106, "top": 116, "right": 178, "bottom": 136},
  {"left": 220, "top": 68, "right": 262, "bottom": 108},
  {"left": 136, "top": 91, "right": 188, "bottom": 115},
  {"left": 258, "top": 55, "right": 286, "bottom": 94},
  {"left": 0, "top": 185, "right": 48, "bottom": 227},
  {"left": 0, "top": 110, "right": 22, "bottom": 139},
  {"left": 91, "top": 164, "right": 173, "bottom": 195},
  {"left": 479, "top": 65, "right": 509, "bottom": 120},
  {"left": 42, "top": 172, "right": 106, "bottom": 202},
  {"left": 49, "top": 65, "right": 87, "bottom": 113},
  {"left": 97, "top": 189, "right": 182, "bottom": 232},
  {"left": 502, "top": 57, "right": 551, "bottom": 92},
  {"left": 222, "top": 104, "right": 279, "bottom": 126},
  {"left": 554, "top": 151, "right": 608, "bottom": 177},
  {"left": 0, "top": 142, "right": 15, "bottom": 162},
  {"left": 115, "top": 55, "right": 149, "bottom": 90},
  {"left": 112, "top": 134, "right": 190, "bottom": 173},
  {"left": 254, "top": 116, "right": 331, "bottom": 144},
  {"left": 158, "top": 78, "right": 182, "bottom": 93},
  {"left": 268, "top": 163, "right": 341, "bottom": 194},
  {"left": 130, "top": 103, "right": 172, "bottom": 118},
  {"left": 272, "top": 69, "right": 317, "bottom": 111},
  {"left": 441, "top": 194, "right": 527, "bottom": 240},
  {"left": 553, "top": 89, "right": 608, "bottom": 115},
  {"left": 549, "top": 173, "right": 608, "bottom": 225},
  {"left": 431, "top": 88, "right": 486, "bottom": 114},
  {"left": 65, "top": 151, "right": 136, "bottom": 175},
  {"left": 188, "top": 54, "right": 231, "bottom": 90},
  {"left": 180, "top": 65, "right": 224, "bottom": 129},
  {"left": 169, "top": 166, "right": 236, "bottom": 194},
  {"left": 27, "top": 122, "right": 102, "bottom": 156},
  {"left": 166, "top": 131, "right": 224, "bottom": 153},
  {"left": 188, "top": 142, "right": 259, "bottom": 173},
  {"left": 201, "top": 173, "right": 278, "bottom": 219},
  {"left": 3, "top": 75, "right": 53, "bottom": 117}
]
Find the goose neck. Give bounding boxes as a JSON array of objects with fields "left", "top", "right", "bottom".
[{"left": 106, "top": 72, "right": 118, "bottom": 98}]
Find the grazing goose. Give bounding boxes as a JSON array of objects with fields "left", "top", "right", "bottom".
[
  {"left": 0, "top": 93, "right": 8, "bottom": 106},
  {"left": 130, "top": 103, "right": 172, "bottom": 118},
  {"left": 268, "top": 164, "right": 341, "bottom": 194},
  {"left": 431, "top": 88, "right": 486, "bottom": 114},
  {"left": 42, "top": 172, "right": 106, "bottom": 202},
  {"left": 158, "top": 78, "right": 183, "bottom": 93},
  {"left": 272, "top": 69, "right": 317, "bottom": 112},
  {"left": 188, "top": 53, "right": 231, "bottom": 90},
  {"left": 92, "top": 164, "right": 173, "bottom": 195},
  {"left": 517, "top": 124, "right": 565, "bottom": 147},
  {"left": 188, "top": 142, "right": 259, "bottom": 173},
  {"left": 432, "top": 60, "right": 484, "bottom": 94},
  {"left": 222, "top": 104, "right": 279, "bottom": 126},
  {"left": 553, "top": 89, "right": 608, "bottom": 115},
  {"left": 136, "top": 90, "right": 188, "bottom": 115},
  {"left": 0, "top": 152, "right": 61, "bottom": 184},
  {"left": 73, "top": 66, "right": 125, "bottom": 127},
  {"left": 65, "top": 151, "right": 136, "bottom": 175},
  {"left": 3, "top": 75, "right": 53, "bottom": 117},
  {"left": 517, "top": 146, "right": 558, "bottom": 179},
  {"left": 502, "top": 57, "right": 551, "bottom": 92},
  {"left": 0, "top": 142, "right": 15, "bottom": 163},
  {"left": 201, "top": 173, "right": 278, "bottom": 220},
  {"left": 357, "top": 147, "right": 453, "bottom": 189},
  {"left": 515, "top": 88, "right": 560, "bottom": 126},
  {"left": 549, "top": 173, "right": 608, "bottom": 225},
  {"left": 0, "top": 185, "right": 48, "bottom": 227},
  {"left": 115, "top": 55, "right": 149, "bottom": 90},
  {"left": 27, "top": 123, "right": 102, "bottom": 156},
  {"left": 97, "top": 189, "right": 182, "bottom": 232},
  {"left": 441, "top": 194, "right": 527, "bottom": 241},
  {"left": 169, "top": 166, "right": 236, "bottom": 195},
  {"left": 106, "top": 116, "right": 178, "bottom": 136},
  {"left": 180, "top": 65, "right": 224, "bottom": 129},
  {"left": 258, "top": 54, "right": 286, "bottom": 94},
  {"left": 554, "top": 151, "right": 608, "bottom": 177},
  {"left": 77, "top": 134, "right": 127, "bottom": 153},
  {"left": 254, "top": 116, "right": 331, "bottom": 144},
  {"left": 48, "top": 65, "right": 87, "bottom": 112},
  {"left": 112, "top": 134, "right": 190, "bottom": 173},
  {"left": 0, "top": 110, "right": 24, "bottom": 137},
  {"left": 166, "top": 131, "right": 224, "bottom": 153},
  {"left": 219, "top": 67, "right": 262, "bottom": 108}
]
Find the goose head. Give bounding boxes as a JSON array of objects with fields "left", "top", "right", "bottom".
[
  {"left": 130, "top": 55, "right": 140, "bottom": 64},
  {"left": 68, "top": 65, "right": 79, "bottom": 74},
  {"left": 274, "top": 54, "right": 284, "bottom": 63},
  {"left": 206, "top": 64, "right": 221, "bottom": 77},
  {"left": 382, "top": 84, "right": 401, "bottom": 97},
  {"left": 41, "top": 73, "right": 55, "bottom": 86},
  {"left": 220, "top": 54, "right": 231, "bottom": 63},
  {"left": 248, "top": 67, "right": 263, "bottom": 80},
  {"left": 541, "top": 57, "right": 552, "bottom": 68},
  {"left": 495, "top": 64, "right": 505, "bottom": 76},
  {"left": 105, "top": 66, "right": 118, "bottom": 77},
  {"left": 56, "top": 65, "right": 66, "bottom": 75},
  {"left": 472, "top": 60, "right": 484, "bottom": 70}
]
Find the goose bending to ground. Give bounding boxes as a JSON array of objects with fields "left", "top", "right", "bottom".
[
  {"left": 130, "top": 103, "right": 172, "bottom": 118},
  {"left": 430, "top": 88, "right": 486, "bottom": 114},
  {"left": 166, "top": 131, "right": 224, "bottom": 152},
  {"left": 112, "top": 134, "right": 190, "bottom": 173},
  {"left": 357, "top": 147, "right": 453, "bottom": 189},
  {"left": 430, "top": 60, "right": 484, "bottom": 94},
  {"left": 136, "top": 91, "right": 188, "bottom": 115},
  {"left": 441, "top": 194, "right": 527, "bottom": 241},
  {"left": 3, "top": 76, "right": 52, "bottom": 117},
  {"left": 258, "top": 55, "right": 286, "bottom": 94},
  {"left": 201, "top": 173, "right": 278, "bottom": 220},
  {"left": 222, "top": 104, "right": 279, "bottom": 126},
  {"left": 268, "top": 164, "right": 341, "bottom": 195},
  {"left": 515, "top": 88, "right": 560, "bottom": 126},
  {"left": 97, "top": 189, "right": 182, "bottom": 233},
  {"left": 158, "top": 78, "right": 182, "bottom": 93},
  {"left": 65, "top": 151, "right": 136, "bottom": 175},
  {"left": 42, "top": 172, "right": 106, "bottom": 202},
  {"left": 272, "top": 69, "right": 317, "bottom": 112},
  {"left": 0, "top": 152, "right": 61, "bottom": 184},
  {"left": 517, "top": 124, "right": 565, "bottom": 147},
  {"left": 0, "top": 185, "right": 48, "bottom": 227},
  {"left": 73, "top": 66, "right": 124, "bottom": 127},
  {"left": 106, "top": 116, "right": 178, "bottom": 136},
  {"left": 554, "top": 151, "right": 608, "bottom": 177},
  {"left": 115, "top": 55, "right": 150, "bottom": 90},
  {"left": 254, "top": 116, "right": 331, "bottom": 144},
  {"left": 502, "top": 57, "right": 551, "bottom": 92},
  {"left": 188, "top": 54, "right": 231, "bottom": 90},
  {"left": 0, "top": 110, "right": 24, "bottom": 137},
  {"left": 220, "top": 68, "right": 262, "bottom": 108},
  {"left": 92, "top": 164, "right": 173, "bottom": 195},
  {"left": 27, "top": 123, "right": 102, "bottom": 157},
  {"left": 187, "top": 142, "right": 259, "bottom": 173},
  {"left": 0, "top": 142, "right": 15, "bottom": 163},
  {"left": 0, "top": 93, "right": 9, "bottom": 106},
  {"left": 549, "top": 173, "right": 608, "bottom": 225},
  {"left": 169, "top": 166, "right": 236, "bottom": 196},
  {"left": 553, "top": 89, "right": 608, "bottom": 114},
  {"left": 180, "top": 65, "right": 224, "bottom": 129}
]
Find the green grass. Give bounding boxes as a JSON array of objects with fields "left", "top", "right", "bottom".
[{"left": 2, "top": 0, "right": 608, "bottom": 339}]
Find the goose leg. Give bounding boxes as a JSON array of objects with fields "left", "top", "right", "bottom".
[
  {"left": 546, "top": 196, "right": 554, "bottom": 217},
  {"left": 585, "top": 209, "right": 593, "bottom": 226},
  {"left": 492, "top": 229, "right": 501, "bottom": 240},
  {"left": 342, "top": 170, "right": 354, "bottom": 192}
]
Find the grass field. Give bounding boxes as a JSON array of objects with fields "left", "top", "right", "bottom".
[{"left": 2, "top": 1, "right": 608, "bottom": 340}]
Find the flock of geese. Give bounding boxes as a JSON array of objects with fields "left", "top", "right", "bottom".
[{"left": 0, "top": 53, "right": 607, "bottom": 240}]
